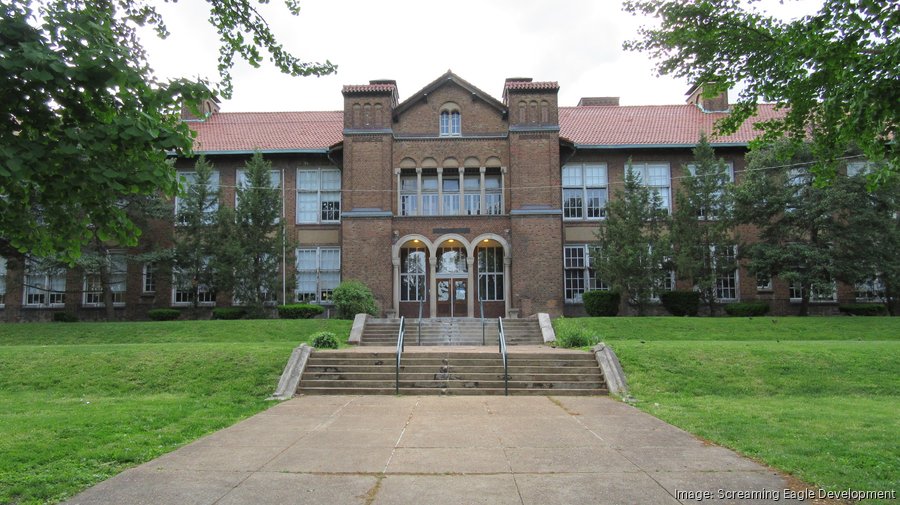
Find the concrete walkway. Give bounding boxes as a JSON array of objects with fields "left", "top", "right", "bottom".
[{"left": 65, "top": 396, "right": 811, "bottom": 505}]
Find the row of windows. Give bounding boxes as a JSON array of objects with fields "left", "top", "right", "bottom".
[
  {"left": 398, "top": 246, "right": 505, "bottom": 302},
  {"left": 399, "top": 171, "right": 502, "bottom": 217}
]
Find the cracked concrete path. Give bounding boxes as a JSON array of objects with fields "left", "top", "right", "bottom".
[{"left": 64, "top": 396, "right": 812, "bottom": 505}]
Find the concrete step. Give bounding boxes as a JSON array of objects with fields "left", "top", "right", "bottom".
[
  {"left": 299, "top": 380, "right": 606, "bottom": 389},
  {"left": 302, "top": 372, "right": 602, "bottom": 382},
  {"left": 299, "top": 387, "right": 608, "bottom": 396}
]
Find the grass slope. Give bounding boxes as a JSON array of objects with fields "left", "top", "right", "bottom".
[
  {"left": 554, "top": 317, "right": 900, "bottom": 505},
  {"left": 0, "top": 320, "right": 351, "bottom": 505}
]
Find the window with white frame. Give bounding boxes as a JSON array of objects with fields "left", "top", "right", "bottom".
[
  {"left": 846, "top": 161, "right": 873, "bottom": 177},
  {"left": 686, "top": 162, "right": 734, "bottom": 219},
  {"left": 0, "top": 257, "right": 7, "bottom": 307},
  {"left": 564, "top": 245, "right": 607, "bottom": 303},
  {"left": 477, "top": 246, "right": 504, "bottom": 302},
  {"left": 142, "top": 263, "right": 156, "bottom": 293},
  {"left": 714, "top": 245, "right": 739, "bottom": 301},
  {"left": 236, "top": 169, "right": 282, "bottom": 208},
  {"left": 789, "top": 280, "right": 836, "bottom": 302},
  {"left": 756, "top": 274, "right": 773, "bottom": 292},
  {"left": 296, "top": 247, "right": 340, "bottom": 303},
  {"left": 175, "top": 170, "right": 220, "bottom": 223},
  {"left": 629, "top": 162, "right": 671, "bottom": 211},
  {"left": 855, "top": 278, "right": 885, "bottom": 302},
  {"left": 83, "top": 252, "right": 126, "bottom": 306},
  {"left": 400, "top": 247, "right": 426, "bottom": 302},
  {"left": 24, "top": 258, "right": 66, "bottom": 307},
  {"left": 297, "top": 168, "right": 340, "bottom": 223},
  {"left": 398, "top": 170, "right": 503, "bottom": 216},
  {"left": 563, "top": 163, "right": 608, "bottom": 220},
  {"left": 172, "top": 264, "right": 215, "bottom": 305},
  {"left": 439, "top": 109, "right": 461, "bottom": 136}
]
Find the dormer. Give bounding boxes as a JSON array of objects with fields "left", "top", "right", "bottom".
[
  {"left": 503, "top": 77, "right": 560, "bottom": 127},
  {"left": 181, "top": 96, "right": 220, "bottom": 122},
  {"left": 686, "top": 82, "right": 730, "bottom": 112},
  {"left": 342, "top": 80, "right": 399, "bottom": 130}
]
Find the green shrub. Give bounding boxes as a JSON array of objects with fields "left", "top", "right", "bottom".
[
  {"left": 839, "top": 303, "right": 887, "bottom": 316},
  {"left": 582, "top": 290, "right": 620, "bottom": 316},
  {"left": 52, "top": 312, "right": 78, "bottom": 323},
  {"left": 310, "top": 331, "right": 339, "bottom": 349},
  {"left": 276, "top": 303, "right": 325, "bottom": 319},
  {"left": 212, "top": 307, "right": 247, "bottom": 320},
  {"left": 659, "top": 290, "right": 700, "bottom": 316},
  {"left": 332, "top": 281, "right": 377, "bottom": 319},
  {"left": 147, "top": 308, "right": 180, "bottom": 321},
  {"left": 723, "top": 301, "right": 770, "bottom": 317}
]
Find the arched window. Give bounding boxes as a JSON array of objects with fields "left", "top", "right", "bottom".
[{"left": 439, "top": 104, "right": 461, "bottom": 136}]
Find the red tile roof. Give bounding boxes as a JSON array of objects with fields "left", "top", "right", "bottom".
[
  {"left": 505, "top": 80, "right": 560, "bottom": 91},
  {"left": 342, "top": 83, "right": 397, "bottom": 94},
  {"left": 559, "top": 104, "right": 783, "bottom": 146},
  {"left": 186, "top": 103, "right": 783, "bottom": 152},
  {"left": 188, "top": 111, "right": 343, "bottom": 152}
]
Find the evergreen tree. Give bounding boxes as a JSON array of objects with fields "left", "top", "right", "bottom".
[
  {"left": 593, "top": 161, "right": 671, "bottom": 315},
  {"left": 831, "top": 167, "right": 900, "bottom": 315},
  {"left": 734, "top": 141, "right": 845, "bottom": 316},
  {"left": 172, "top": 156, "right": 219, "bottom": 309},
  {"left": 213, "top": 152, "right": 285, "bottom": 314},
  {"left": 671, "top": 134, "right": 736, "bottom": 315}
]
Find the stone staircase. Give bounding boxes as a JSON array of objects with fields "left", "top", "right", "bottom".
[
  {"left": 359, "top": 318, "right": 543, "bottom": 346},
  {"left": 297, "top": 349, "right": 607, "bottom": 396}
]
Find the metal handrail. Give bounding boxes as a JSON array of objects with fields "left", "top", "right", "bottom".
[
  {"left": 479, "top": 297, "right": 485, "bottom": 345},
  {"left": 417, "top": 296, "right": 424, "bottom": 345},
  {"left": 396, "top": 316, "right": 406, "bottom": 395},
  {"left": 498, "top": 317, "right": 508, "bottom": 396}
]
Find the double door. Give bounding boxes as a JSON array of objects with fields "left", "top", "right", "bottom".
[{"left": 436, "top": 278, "right": 467, "bottom": 317}]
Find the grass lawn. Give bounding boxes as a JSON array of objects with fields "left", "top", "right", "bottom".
[
  {"left": 554, "top": 316, "right": 900, "bottom": 505},
  {"left": 0, "top": 319, "right": 350, "bottom": 505}
]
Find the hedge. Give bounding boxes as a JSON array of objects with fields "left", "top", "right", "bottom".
[
  {"left": 582, "top": 290, "right": 620, "bottom": 316},
  {"left": 52, "top": 312, "right": 79, "bottom": 323},
  {"left": 277, "top": 303, "right": 325, "bottom": 319},
  {"left": 839, "top": 303, "right": 887, "bottom": 316},
  {"left": 723, "top": 301, "right": 770, "bottom": 317},
  {"left": 212, "top": 307, "right": 247, "bottom": 320},
  {"left": 659, "top": 291, "right": 700, "bottom": 317}
]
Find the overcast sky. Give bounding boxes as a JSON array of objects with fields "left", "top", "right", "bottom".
[{"left": 139, "top": 0, "right": 823, "bottom": 112}]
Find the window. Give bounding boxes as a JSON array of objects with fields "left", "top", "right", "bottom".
[
  {"left": 296, "top": 247, "right": 340, "bottom": 303},
  {"left": 477, "top": 246, "right": 504, "bottom": 301},
  {"left": 236, "top": 169, "right": 282, "bottom": 208},
  {"left": 143, "top": 263, "right": 156, "bottom": 293},
  {"left": 24, "top": 258, "right": 66, "bottom": 307},
  {"left": 398, "top": 170, "right": 503, "bottom": 216},
  {"left": 564, "top": 245, "right": 606, "bottom": 303},
  {"left": 756, "top": 274, "right": 773, "bottom": 292},
  {"left": 83, "top": 252, "right": 126, "bottom": 306},
  {"left": 297, "top": 168, "right": 341, "bottom": 223},
  {"left": 714, "top": 245, "right": 738, "bottom": 301},
  {"left": 686, "top": 162, "right": 734, "bottom": 219},
  {"left": 789, "top": 281, "right": 836, "bottom": 303},
  {"left": 436, "top": 246, "right": 467, "bottom": 274},
  {"left": 847, "top": 161, "right": 873, "bottom": 177},
  {"left": 0, "top": 257, "right": 6, "bottom": 307},
  {"left": 172, "top": 263, "right": 215, "bottom": 305},
  {"left": 855, "top": 278, "right": 885, "bottom": 302},
  {"left": 629, "top": 162, "right": 671, "bottom": 211},
  {"left": 440, "top": 110, "right": 461, "bottom": 136},
  {"left": 175, "top": 170, "right": 220, "bottom": 223},
  {"left": 563, "top": 163, "right": 608, "bottom": 219},
  {"left": 400, "top": 247, "right": 426, "bottom": 302}
]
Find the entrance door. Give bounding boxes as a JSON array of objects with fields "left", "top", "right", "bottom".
[{"left": 437, "top": 278, "right": 467, "bottom": 317}]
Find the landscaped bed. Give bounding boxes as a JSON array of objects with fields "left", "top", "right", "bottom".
[
  {"left": 555, "top": 316, "right": 900, "bottom": 505},
  {"left": 0, "top": 319, "right": 351, "bottom": 505}
]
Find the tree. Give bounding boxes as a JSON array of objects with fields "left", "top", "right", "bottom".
[
  {"left": 830, "top": 167, "right": 900, "bottom": 315},
  {"left": 213, "top": 152, "right": 285, "bottom": 314},
  {"left": 172, "top": 156, "right": 219, "bottom": 309},
  {"left": 593, "top": 162, "right": 671, "bottom": 315},
  {"left": 0, "top": 0, "right": 335, "bottom": 262},
  {"left": 734, "top": 140, "right": 845, "bottom": 316},
  {"left": 671, "top": 134, "right": 736, "bottom": 315},
  {"left": 624, "top": 0, "right": 898, "bottom": 182}
]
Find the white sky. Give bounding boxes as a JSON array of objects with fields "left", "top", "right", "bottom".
[{"left": 139, "top": 0, "right": 823, "bottom": 112}]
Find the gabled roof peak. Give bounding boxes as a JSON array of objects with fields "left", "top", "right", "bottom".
[{"left": 392, "top": 71, "right": 507, "bottom": 117}]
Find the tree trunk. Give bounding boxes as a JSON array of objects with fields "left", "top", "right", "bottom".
[
  {"left": 799, "top": 282, "right": 810, "bottom": 316},
  {"left": 100, "top": 262, "right": 115, "bottom": 321}
]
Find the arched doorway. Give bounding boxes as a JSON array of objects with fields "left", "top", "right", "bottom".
[
  {"left": 474, "top": 238, "right": 506, "bottom": 317},
  {"left": 396, "top": 237, "right": 431, "bottom": 317},
  {"left": 435, "top": 238, "right": 468, "bottom": 317}
]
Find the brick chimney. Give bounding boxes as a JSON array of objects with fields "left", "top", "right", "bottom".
[
  {"left": 686, "top": 83, "right": 729, "bottom": 112},
  {"left": 180, "top": 97, "right": 220, "bottom": 121}
]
